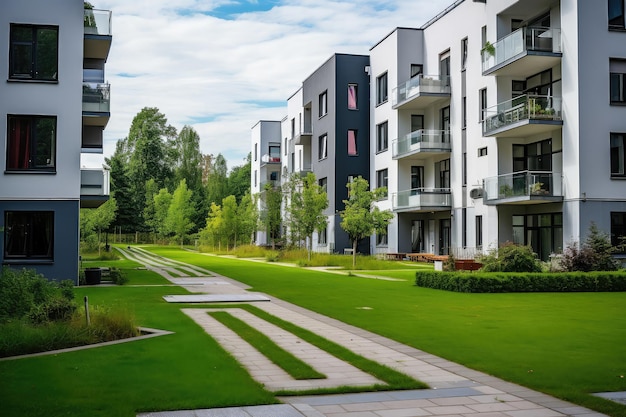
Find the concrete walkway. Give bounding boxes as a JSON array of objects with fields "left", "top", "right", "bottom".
[{"left": 127, "top": 248, "right": 607, "bottom": 417}]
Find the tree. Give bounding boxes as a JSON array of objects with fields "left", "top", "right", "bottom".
[
  {"left": 165, "top": 179, "right": 195, "bottom": 247},
  {"left": 200, "top": 202, "right": 225, "bottom": 250},
  {"left": 106, "top": 140, "right": 136, "bottom": 233},
  {"left": 237, "top": 192, "right": 258, "bottom": 246},
  {"left": 172, "top": 126, "right": 206, "bottom": 231},
  {"left": 287, "top": 173, "right": 328, "bottom": 260},
  {"left": 560, "top": 222, "right": 620, "bottom": 271},
  {"left": 340, "top": 176, "right": 393, "bottom": 268},
  {"left": 205, "top": 153, "right": 229, "bottom": 207},
  {"left": 153, "top": 188, "right": 173, "bottom": 240},
  {"left": 260, "top": 182, "right": 283, "bottom": 249},
  {"left": 142, "top": 178, "right": 160, "bottom": 240},
  {"left": 80, "top": 197, "right": 117, "bottom": 255},
  {"left": 228, "top": 153, "right": 252, "bottom": 203}
]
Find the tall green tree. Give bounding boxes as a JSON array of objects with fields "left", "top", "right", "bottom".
[
  {"left": 221, "top": 195, "right": 239, "bottom": 249},
  {"left": 205, "top": 153, "right": 228, "bottom": 207},
  {"left": 237, "top": 192, "right": 258, "bottom": 246},
  {"left": 153, "top": 188, "right": 173, "bottom": 240},
  {"left": 142, "top": 179, "right": 160, "bottom": 241},
  {"left": 200, "top": 202, "right": 225, "bottom": 250},
  {"left": 173, "top": 126, "right": 206, "bottom": 230},
  {"left": 165, "top": 179, "right": 195, "bottom": 247},
  {"left": 228, "top": 153, "right": 252, "bottom": 203},
  {"left": 260, "top": 183, "right": 283, "bottom": 249},
  {"left": 288, "top": 173, "right": 328, "bottom": 260},
  {"left": 106, "top": 140, "right": 136, "bottom": 233},
  {"left": 340, "top": 176, "right": 393, "bottom": 268}
]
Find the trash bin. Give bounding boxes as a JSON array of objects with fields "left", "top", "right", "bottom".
[{"left": 84, "top": 268, "right": 102, "bottom": 285}]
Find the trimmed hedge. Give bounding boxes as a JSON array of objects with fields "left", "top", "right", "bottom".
[{"left": 415, "top": 270, "right": 626, "bottom": 293}]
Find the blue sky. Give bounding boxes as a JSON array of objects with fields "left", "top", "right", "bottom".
[{"left": 83, "top": 0, "right": 453, "bottom": 170}]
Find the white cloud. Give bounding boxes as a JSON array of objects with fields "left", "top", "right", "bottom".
[{"left": 84, "top": 0, "right": 453, "bottom": 170}]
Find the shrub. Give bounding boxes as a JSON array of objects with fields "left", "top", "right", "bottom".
[
  {"left": 415, "top": 270, "right": 626, "bottom": 293},
  {"left": 560, "top": 223, "right": 619, "bottom": 272},
  {"left": 443, "top": 254, "right": 456, "bottom": 271},
  {"left": 109, "top": 267, "right": 128, "bottom": 285},
  {"left": 478, "top": 243, "right": 542, "bottom": 272}
]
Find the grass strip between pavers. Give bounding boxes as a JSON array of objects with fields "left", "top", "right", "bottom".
[
  {"left": 208, "top": 311, "right": 325, "bottom": 380},
  {"left": 205, "top": 304, "right": 428, "bottom": 395}
]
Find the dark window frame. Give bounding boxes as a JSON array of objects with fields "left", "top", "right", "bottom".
[
  {"left": 611, "top": 212, "right": 626, "bottom": 252},
  {"left": 376, "top": 72, "right": 388, "bottom": 106},
  {"left": 376, "top": 121, "right": 388, "bottom": 153},
  {"left": 376, "top": 168, "right": 388, "bottom": 197},
  {"left": 347, "top": 129, "right": 358, "bottom": 156},
  {"left": 609, "top": 0, "right": 626, "bottom": 30},
  {"left": 348, "top": 84, "right": 358, "bottom": 110},
  {"left": 6, "top": 114, "right": 57, "bottom": 172},
  {"left": 9, "top": 23, "right": 59, "bottom": 82},
  {"left": 319, "top": 91, "right": 328, "bottom": 118},
  {"left": 611, "top": 132, "right": 626, "bottom": 177},
  {"left": 318, "top": 134, "right": 328, "bottom": 160},
  {"left": 4, "top": 211, "right": 54, "bottom": 260},
  {"left": 610, "top": 59, "right": 626, "bottom": 105}
]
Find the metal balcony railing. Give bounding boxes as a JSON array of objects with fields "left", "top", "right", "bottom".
[
  {"left": 482, "top": 94, "right": 562, "bottom": 135},
  {"left": 392, "top": 74, "right": 450, "bottom": 106},
  {"left": 82, "top": 83, "right": 110, "bottom": 113},
  {"left": 483, "top": 171, "right": 563, "bottom": 202},
  {"left": 392, "top": 188, "right": 451, "bottom": 211},
  {"left": 392, "top": 130, "right": 451, "bottom": 158}
]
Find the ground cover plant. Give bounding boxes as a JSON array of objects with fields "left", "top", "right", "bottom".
[{"left": 147, "top": 246, "right": 626, "bottom": 417}]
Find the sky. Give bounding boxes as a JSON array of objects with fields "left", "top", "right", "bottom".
[{"left": 85, "top": 0, "right": 454, "bottom": 170}]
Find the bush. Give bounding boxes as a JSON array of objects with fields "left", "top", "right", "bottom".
[
  {"left": 415, "top": 270, "right": 626, "bottom": 293},
  {"left": 109, "top": 267, "right": 128, "bottom": 285},
  {"left": 478, "top": 243, "right": 542, "bottom": 272},
  {"left": 560, "top": 223, "right": 620, "bottom": 272}
]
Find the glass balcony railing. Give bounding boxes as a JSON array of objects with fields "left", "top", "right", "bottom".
[
  {"left": 82, "top": 83, "right": 110, "bottom": 113},
  {"left": 483, "top": 171, "right": 562, "bottom": 202},
  {"left": 261, "top": 154, "right": 281, "bottom": 164},
  {"left": 482, "top": 94, "right": 562, "bottom": 135},
  {"left": 392, "top": 74, "right": 450, "bottom": 106},
  {"left": 80, "top": 168, "right": 110, "bottom": 197},
  {"left": 392, "top": 188, "right": 451, "bottom": 211},
  {"left": 481, "top": 27, "right": 561, "bottom": 73},
  {"left": 392, "top": 130, "right": 451, "bottom": 158},
  {"left": 84, "top": 9, "right": 112, "bottom": 36}
]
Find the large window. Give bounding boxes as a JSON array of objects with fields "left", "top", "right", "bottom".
[
  {"left": 347, "top": 130, "right": 358, "bottom": 156},
  {"left": 611, "top": 133, "right": 626, "bottom": 177},
  {"left": 4, "top": 211, "right": 54, "bottom": 260},
  {"left": 376, "top": 121, "right": 388, "bottom": 152},
  {"left": 318, "top": 134, "right": 327, "bottom": 160},
  {"left": 611, "top": 212, "right": 626, "bottom": 251},
  {"left": 318, "top": 227, "right": 327, "bottom": 245},
  {"left": 6, "top": 115, "right": 56, "bottom": 171},
  {"left": 319, "top": 91, "right": 328, "bottom": 117},
  {"left": 411, "top": 166, "right": 424, "bottom": 190},
  {"left": 610, "top": 59, "right": 626, "bottom": 104},
  {"left": 348, "top": 84, "right": 358, "bottom": 110},
  {"left": 512, "top": 213, "right": 563, "bottom": 261},
  {"left": 376, "top": 168, "right": 388, "bottom": 197},
  {"left": 435, "top": 159, "right": 450, "bottom": 188},
  {"left": 609, "top": 0, "right": 625, "bottom": 30},
  {"left": 376, "top": 72, "right": 388, "bottom": 105},
  {"left": 376, "top": 225, "right": 388, "bottom": 246},
  {"left": 9, "top": 24, "right": 58, "bottom": 81}
]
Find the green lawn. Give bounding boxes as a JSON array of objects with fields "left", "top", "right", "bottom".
[{"left": 149, "top": 246, "right": 626, "bottom": 417}]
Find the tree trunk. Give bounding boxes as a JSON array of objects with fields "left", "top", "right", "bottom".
[
  {"left": 352, "top": 239, "right": 357, "bottom": 268},
  {"left": 308, "top": 234, "right": 312, "bottom": 261}
]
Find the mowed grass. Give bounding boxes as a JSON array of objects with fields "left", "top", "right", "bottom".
[
  {"left": 0, "top": 267, "right": 275, "bottom": 417},
  {"left": 148, "top": 246, "right": 626, "bottom": 417}
]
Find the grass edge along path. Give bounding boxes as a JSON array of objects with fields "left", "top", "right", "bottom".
[{"left": 208, "top": 310, "right": 325, "bottom": 380}]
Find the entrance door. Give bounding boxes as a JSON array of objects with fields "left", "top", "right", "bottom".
[
  {"left": 439, "top": 219, "right": 451, "bottom": 255},
  {"left": 411, "top": 220, "right": 424, "bottom": 252}
]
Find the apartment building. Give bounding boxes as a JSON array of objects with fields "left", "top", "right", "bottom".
[
  {"left": 252, "top": 0, "right": 626, "bottom": 259},
  {"left": 368, "top": 0, "right": 626, "bottom": 260},
  {"left": 0, "top": 0, "right": 111, "bottom": 281}
]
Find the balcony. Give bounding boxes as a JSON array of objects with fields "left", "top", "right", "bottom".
[
  {"left": 84, "top": 9, "right": 112, "bottom": 60},
  {"left": 261, "top": 154, "right": 281, "bottom": 166},
  {"left": 482, "top": 94, "right": 562, "bottom": 137},
  {"left": 294, "top": 164, "right": 312, "bottom": 176},
  {"left": 392, "top": 75, "right": 450, "bottom": 110},
  {"left": 392, "top": 188, "right": 451, "bottom": 212},
  {"left": 82, "top": 83, "right": 110, "bottom": 127},
  {"left": 80, "top": 168, "right": 110, "bottom": 208},
  {"left": 392, "top": 130, "right": 451, "bottom": 159},
  {"left": 82, "top": 125, "right": 103, "bottom": 153},
  {"left": 294, "top": 130, "right": 312, "bottom": 146},
  {"left": 483, "top": 171, "right": 563, "bottom": 205},
  {"left": 482, "top": 27, "right": 562, "bottom": 77}
]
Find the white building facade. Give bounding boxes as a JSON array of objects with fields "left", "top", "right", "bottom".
[{"left": 0, "top": 0, "right": 111, "bottom": 280}]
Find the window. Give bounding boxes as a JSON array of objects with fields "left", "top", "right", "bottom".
[
  {"left": 411, "top": 115, "right": 424, "bottom": 132},
  {"left": 347, "top": 130, "right": 358, "bottom": 156},
  {"left": 269, "top": 145, "right": 280, "bottom": 162},
  {"left": 9, "top": 24, "right": 58, "bottom": 81},
  {"left": 462, "top": 97, "right": 467, "bottom": 128},
  {"left": 439, "top": 50, "right": 450, "bottom": 86},
  {"left": 475, "top": 215, "right": 483, "bottom": 249},
  {"left": 376, "top": 121, "right": 388, "bottom": 152},
  {"left": 479, "top": 88, "right": 487, "bottom": 121},
  {"left": 318, "top": 227, "right": 327, "bottom": 245},
  {"left": 6, "top": 115, "right": 56, "bottom": 171},
  {"left": 376, "top": 72, "right": 388, "bottom": 105},
  {"left": 254, "top": 143, "right": 258, "bottom": 161},
  {"left": 318, "top": 134, "right": 327, "bottom": 159},
  {"left": 481, "top": 25, "right": 487, "bottom": 47},
  {"left": 411, "top": 166, "right": 424, "bottom": 190},
  {"left": 609, "top": 0, "right": 625, "bottom": 30},
  {"left": 611, "top": 212, "right": 626, "bottom": 250},
  {"left": 462, "top": 208, "right": 467, "bottom": 248},
  {"left": 610, "top": 59, "right": 626, "bottom": 104},
  {"left": 291, "top": 118, "right": 295, "bottom": 138},
  {"left": 440, "top": 106, "right": 450, "bottom": 132},
  {"left": 461, "top": 37, "right": 468, "bottom": 70},
  {"left": 4, "top": 211, "right": 54, "bottom": 259},
  {"left": 478, "top": 147, "right": 488, "bottom": 157},
  {"left": 435, "top": 159, "right": 450, "bottom": 188},
  {"left": 462, "top": 152, "right": 467, "bottom": 186},
  {"left": 319, "top": 91, "right": 328, "bottom": 117},
  {"left": 319, "top": 177, "right": 328, "bottom": 192},
  {"left": 376, "top": 226, "right": 388, "bottom": 246},
  {"left": 611, "top": 133, "right": 626, "bottom": 177},
  {"left": 410, "top": 64, "right": 423, "bottom": 79},
  {"left": 284, "top": 138, "right": 287, "bottom": 155},
  {"left": 254, "top": 170, "right": 257, "bottom": 187},
  {"left": 348, "top": 84, "right": 358, "bottom": 109},
  {"left": 376, "top": 169, "right": 388, "bottom": 197}
]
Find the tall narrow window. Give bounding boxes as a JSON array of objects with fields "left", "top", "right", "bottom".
[
  {"left": 439, "top": 50, "right": 450, "bottom": 86},
  {"left": 254, "top": 143, "right": 258, "bottom": 161},
  {"left": 461, "top": 37, "right": 468, "bottom": 70},
  {"left": 254, "top": 170, "right": 257, "bottom": 187},
  {"left": 376, "top": 121, "right": 388, "bottom": 152},
  {"left": 610, "top": 59, "right": 626, "bottom": 104},
  {"left": 291, "top": 118, "right": 295, "bottom": 138},
  {"left": 347, "top": 130, "right": 358, "bottom": 156},
  {"left": 6, "top": 115, "right": 56, "bottom": 171},
  {"left": 4, "top": 211, "right": 54, "bottom": 259},
  {"left": 440, "top": 106, "right": 450, "bottom": 132},
  {"left": 462, "top": 208, "right": 467, "bottom": 248},
  {"left": 462, "top": 97, "right": 467, "bottom": 128},
  {"left": 318, "top": 227, "right": 328, "bottom": 245},
  {"left": 462, "top": 152, "right": 467, "bottom": 186},
  {"left": 284, "top": 138, "right": 287, "bottom": 155},
  {"left": 611, "top": 133, "right": 626, "bottom": 177},
  {"left": 479, "top": 88, "right": 487, "bottom": 121},
  {"left": 611, "top": 212, "right": 626, "bottom": 251},
  {"left": 609, "top": 0, "right": 625, "bottom": 30},
  {"left": 319, "top": 91, "right": 328, "bottom": 117},
  {"left": 9, "top": 24, "right": 58, "bottom": 81},
  {"left": 475, "top": 215, "right": 483, "bottom": 249},
  {"left": 376, "top": 168, "right": 388, "bottom": 197},
  {"left": 376, "top": 225, "right": 388, "bottom": 246},
  {"left": 318, "top": 134, "right": 327, "bottom": 159},
  {"left": 435, "top": 159, "right": 451, "bottom": 188},
  {"left": 376, "top": 72, "right": 388, "bottom": 105},
  {"left": 411, "top": 166, "right": 424, "bottom": 190},
  {"left": 348, "top": 84, "right": 358, "bottom": 109}
]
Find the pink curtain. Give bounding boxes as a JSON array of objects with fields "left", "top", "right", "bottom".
[
  {"left": 348, "top": 130, "right": 357, "bottom": 156},
  {"left": 348, "top": 85, "right": 357, "bottom": 109}
]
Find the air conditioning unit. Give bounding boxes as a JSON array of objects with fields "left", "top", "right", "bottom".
[{"left": 470, "top": 188, "right": 484, "bottom": 199}]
